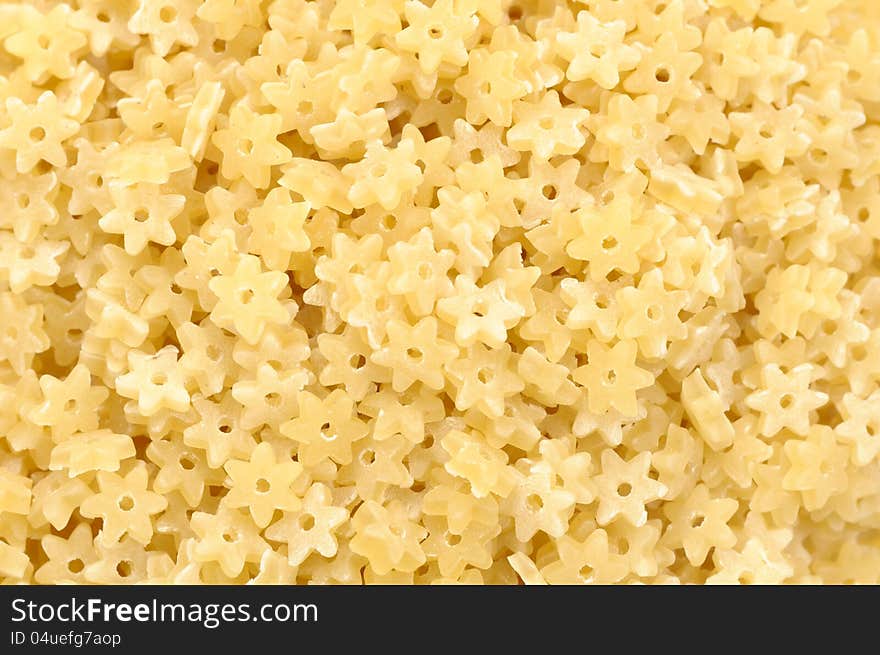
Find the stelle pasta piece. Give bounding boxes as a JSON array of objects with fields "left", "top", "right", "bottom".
[{"left": 0, "top": 0, "right": 878, "bottom": 585}]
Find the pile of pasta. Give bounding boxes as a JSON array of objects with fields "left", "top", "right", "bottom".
[{"left": 0, "top": 0, "right": 878, "bottom": 585}]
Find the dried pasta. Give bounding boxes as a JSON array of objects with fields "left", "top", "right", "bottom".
[{"left": 0, "top": 0, "right": 878, "bottom": 586}]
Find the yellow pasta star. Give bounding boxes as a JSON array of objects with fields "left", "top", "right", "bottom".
[
  {"left": 556, "top": 12, "right": 640, "bottom": 89},
  {"left": 280, "top": 390, "right": 370, "bottom": 467},
  {"left": 662, "top": 483, "right": 738, "bottom": 566},
  {"left": 454, "top": 48, "right": 529, "bottom": 126},
  {"left": 396, "top": 0, "right": 478, "bottom": 74},
  {"left": 616, "top": 269, "right": 689, "bottom": 359},
  {"left": 49, "top": 430, "right": 135, "bottom": 478},
  {"left": 573, "top": 339, "right": 655, "bottom": 416},
  {"left": 224, "top": 442, "right": 305, "bottom": 528},
  {"left": 208, "top": 255, "right": 291, "bottom": 345},
  {"left": 80, "top": 463, "right": 168, "bottom": 546},
  {"left": 782, "top": 425, "right": 849, "bottom": 511},
  {"left": 191, "top": 506, "right": 269, "bottom": 578},
  {"left": 593, "top": 449, "right": 667, "bottom": 527},
  {"left": 98, "top": 182, "right": 183, "bottom": 255},
  {"left": 370, "top": 317, "right": 458, "bottom": 392},
  {"left": 115, "top": 346, "right": 191, "bottom": 417},
  {"left": 565, "top": 196, "right": 652, "bottom": 281},
  {"left": 212, "top": 102, "right": 292, "bottom": 189},
  {"left": 0, "top": 92, "right": 79, "bottom": 173},
  {"left": 265, "top": 483, "right": 349, "bottom": 566},
  {"left": 350, "top": 500, "right": 427, "bottom": 575},
  {"left": 128, "top": 0, "right": 199, "bottom": 56},
  {"left": 744, "top": 363, "right": 828, "bottom": 438},
  {"left": 4, "top": 4, "right": 86, "bottom": 81}
]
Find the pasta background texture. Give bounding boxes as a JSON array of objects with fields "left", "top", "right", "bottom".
[{"left": 0, "top": 0, "right": 879, "bottom": 584}]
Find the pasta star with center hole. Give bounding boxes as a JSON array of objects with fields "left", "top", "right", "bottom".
[
  {"left": 573, "top": 339, "right": 655, "bottom": 416},
  {"left": 223, "top": 442, "right": 305, "bottom": 528},
  {"left": 593, "top": 449, "right": 667, "bottom": 527},
  {"left": 265, "top": 483, "right": 349, "bottom": 566},
  {"left": 208, "top": 255, "right": 292, "bottom": 345},
  {"left": 80, "top": 463, "right": 168, "bottom": 547}
]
